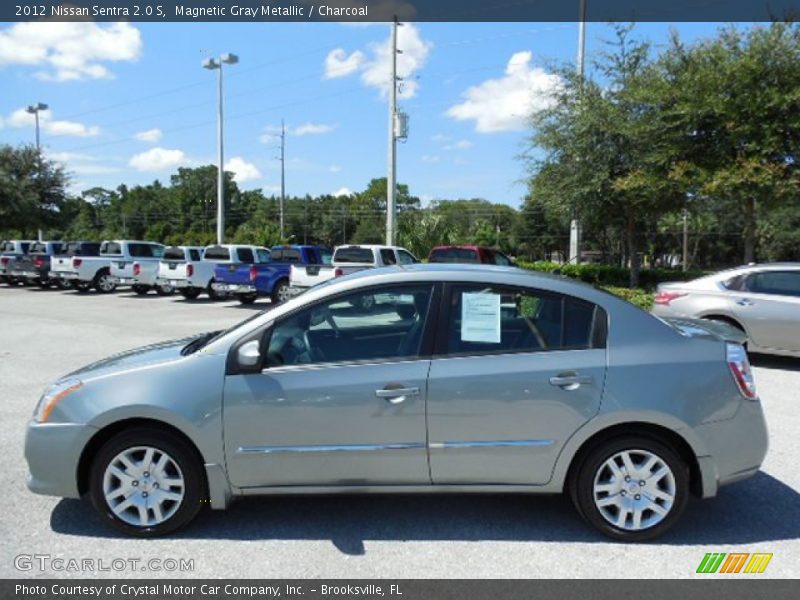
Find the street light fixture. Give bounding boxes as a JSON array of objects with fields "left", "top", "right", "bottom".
[
  {"left": 203, "top": 53, "right": 239, "bottom": 245},
  {"left": 25, "top": 102, "right": 48, "bottom": 150}
]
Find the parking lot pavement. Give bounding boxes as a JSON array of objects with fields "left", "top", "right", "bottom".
[{"left": 1, "top": 284, "right": 798, "bottom": 579}]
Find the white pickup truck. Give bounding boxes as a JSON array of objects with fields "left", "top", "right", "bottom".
[
  {"left": 109, "top": 241, "right": 167, "bottom": 295},
  {"left": 332, "top": 244, "right": 419, "bottom": 276},
  {"left": 155, "top": 244, "right": 265, "bottom": 300},
  {"left": 56, "top": 240, "right": 161, "bottom": 293},
  {"left": 288, "top": 247, "right": 334, "bottom": 294}
]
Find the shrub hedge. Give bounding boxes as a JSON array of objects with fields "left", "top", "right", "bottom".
[{"left": 516, "top": 260, "right": 706, "bottom": 289}]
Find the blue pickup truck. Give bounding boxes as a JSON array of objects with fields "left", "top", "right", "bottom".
[{"left": 212, "top": 245, "right": 329, "bottom": 305}]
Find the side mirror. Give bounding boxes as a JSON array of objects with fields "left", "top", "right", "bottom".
[{"left": 237, "top": 340, "right": 261, "bottom": 368}]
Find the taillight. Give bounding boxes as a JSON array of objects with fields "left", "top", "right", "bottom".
[
  {"left": 334, "top": 267, "right": 343, "bottom": 277},
  {"left": 1, "top": 257, "right": 9, "bottom": 265},
  {"left": 727, "top": 343, "right": 757, "bottom": 399},
  {"left": 186, "top": 263, "right": 194, "bottom": 277},
  {"left": 133, "top": 262, "right": 141, "bottom": 277},
  {"left": 34, "top": 256, "right": 44, "bottom": 268},
  {"left": 72, "top": 258, "right": 82, "bottom": 268},
  {"left": 249, "top": 265, "right": 257, "bottom": 282},
  {"left": 654, "top": 291, "right": 687, "bottom": 305}
]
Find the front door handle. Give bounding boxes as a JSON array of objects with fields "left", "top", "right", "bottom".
[
  {"left": 549, "top": 373, "right": 593, "bottom": 390},
  {"left": 737, "top": 298, "right": 755, "bottom": 306},
  {"left": 375, "top": 386, "right": 420, "bottom": 404}
]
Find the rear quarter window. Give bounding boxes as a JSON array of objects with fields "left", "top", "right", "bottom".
[
  {"left": 29, "top": 242, "right": 47, "bottom": 254},
  {"left": 237, "top": 248, "right": 255, "bottom": 264},
  {"left": 189, "top": 249, "right": 202, "bottom": 261},
  {"left": 333, "top": 247, "right": 375, "bottom": 263},
  {"left": 100, "top": 242, "right": 122, "bottom": 255}
]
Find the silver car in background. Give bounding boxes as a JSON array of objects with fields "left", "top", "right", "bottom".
[
  {"left": 25, "top": 264, "right": 767, "bottom": 541},
  {"left": 652, "top": 263, "right": 800, "bottom": 357}
]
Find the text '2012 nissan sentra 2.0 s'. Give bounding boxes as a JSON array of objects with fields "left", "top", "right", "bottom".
[{"left": 25, "top": 264, "right": 768, "bottom": 540}]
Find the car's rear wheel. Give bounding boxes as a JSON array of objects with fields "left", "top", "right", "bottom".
[
  {"left": 155, "top": 284, "right": 175, "bottom": 296},
  {"left": 271, "top": 279, "right": 291, "bottom": 304},
  {"left": 94, "top": 269, "right": 116, "bottom": 294},
  {"left": 207, "top": 280, "right": 224, "bottom": 301},
  {"left": 571, "top": 436, "right": 689, "bottom": 541},
  {"left": 89, "top": 428, "right": 205, "bottom": 537},
  {"left": 132, "top": 284, "right": 150, "bottom": 295},
  {"left": 180, "top": 288, "right": 202, "bottom": 300},
  {"left": 55, "top": 279, "right": 71, "bottom": 290}
]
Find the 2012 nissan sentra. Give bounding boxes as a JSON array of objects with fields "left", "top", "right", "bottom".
[{"left": 24, "top": 264, "right": 768, "bottom": 540}]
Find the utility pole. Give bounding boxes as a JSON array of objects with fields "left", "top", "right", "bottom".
[
  {"left": 279, "top": 119, "right": 286, "bottom": 240},
  {"left": 203, "top": 53, "right": 239, "bottom": 245},
  {"left": 570, "top": 0, "right": 587, "bottom": 265},
  {"left": 386, "top": 17, "right": 399, "bottom": 246},
  {"left": 682, "top": 208, "right": 689, "bottom": 272}
]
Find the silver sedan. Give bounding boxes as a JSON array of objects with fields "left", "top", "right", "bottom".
[
  {"left": 25, "top": 264, "right": 768, "bottom": 541},
  {"left": 652, "top": 263, "right": 800, "bottom": 357}
]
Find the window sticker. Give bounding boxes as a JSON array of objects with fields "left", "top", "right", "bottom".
[{"left": 461, "top": 292, "right": 501, "bottom": 343}]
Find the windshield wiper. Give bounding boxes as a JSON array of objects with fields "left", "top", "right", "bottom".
[{"left": 181, "top": 331, "right": 221, "bottom": 356}]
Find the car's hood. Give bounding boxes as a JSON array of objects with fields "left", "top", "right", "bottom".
[
  {"left": 61, "top": 331, "right": 217, "bottom": 382},
  {"left": 662, "top": 317, "right": 747, "bottom": 345}
]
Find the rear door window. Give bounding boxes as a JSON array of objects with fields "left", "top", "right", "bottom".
[
  {"left": 189, "top": 249, "right": 202, "bottom": 261},
  {"left": 380, "top": 248, "right": 397, "bottom": 265},
  {"left": 29, "top": 242, "right": 47, "bottom": 254},
  {"left": 444, "top": 285, "right": 603, "bottom": 356}
]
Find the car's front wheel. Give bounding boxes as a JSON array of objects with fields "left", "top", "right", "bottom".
[
  {"left": 89, "top": 428, "right": 206, "bottom": 536},
  {"left": 571, "top": 436, "right": 689, "bottom": 541}
]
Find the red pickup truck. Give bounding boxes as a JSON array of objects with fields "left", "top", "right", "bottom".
[{"left": 427, "top": 245, "right": 514, "bottom": 266}]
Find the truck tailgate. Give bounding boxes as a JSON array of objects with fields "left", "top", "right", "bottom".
[{"left": 214, "top": 263, "right": 251, "bottom": 284}]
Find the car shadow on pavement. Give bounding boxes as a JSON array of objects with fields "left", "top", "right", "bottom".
[
  {"left": 49, "top": 471, "right": 800, "bottom": 553},
  {"left": 750, "top": 353, "right": 800, "bottom": 372}
]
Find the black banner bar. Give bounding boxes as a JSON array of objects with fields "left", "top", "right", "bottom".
[
  {"left": 3, "top": 580, "right": 799, "bottom": 600},
  {"left": 4, "top": 1, "right": 800, "bottom": 23}
]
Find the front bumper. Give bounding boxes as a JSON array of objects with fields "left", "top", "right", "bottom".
[
  {"left": 212, "top": 282, "right": 257, "bottom": 294},
  {"left": 25, "top": 420, "right": 97, "bottom": 499},
  {"left": 691, "top": 398, "right": 769, "bottom": 498}
]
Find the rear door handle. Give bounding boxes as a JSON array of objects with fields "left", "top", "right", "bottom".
[
  {"left": 549, "top": 374, "right": 593, "bottom": 390},
  {"left": 375, "top": 387, "right": 420, "bottom": 404},
  {"left": 736, "top": 298, "right": 755, "bottom": 306}
]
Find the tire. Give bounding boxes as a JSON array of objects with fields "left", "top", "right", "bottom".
[
  {"left": 207, "top": 280, "right": 224, "bottom": 301},
  {"left": 238, "top": 293, "right": 258, "bottom": 305},
  {"left": 88, "top": 427, "right": 206, "bottom": 537},
  {"left": 180, "top": 288, "right": 202, "bottom": 300},
  {"left": 570, "top": 436, "right": 689, "bottom": 542},
  {"left": 73, "top": 280, "right": 92, "bottom": 293},
  {"left": 155, "top": 284, "right": 175, "bottom": 296},
  {"left": 93, "top": 269, "right": 116, "bottom": 294},
  {"left": 132, "top": 285, "right": 150, "bottom": 295},
  {"left": 270, "top": 279, "right": 291, "bottom": 304},
  {"left": 55, "top": 279, "right": 71, "bottom": 290}
]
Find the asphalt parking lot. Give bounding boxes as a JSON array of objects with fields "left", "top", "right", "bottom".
[{"left": 1, "top": 284, "right": 798, "bottom": 579}]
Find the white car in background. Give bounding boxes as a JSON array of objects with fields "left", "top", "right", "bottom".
[{"left": 156, "top": 244, "right": 266, "bottom": 300}]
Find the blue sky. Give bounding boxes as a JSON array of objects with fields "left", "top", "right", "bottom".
[{"left": 2, "top": 21, "right": 737, "bottom": 206}]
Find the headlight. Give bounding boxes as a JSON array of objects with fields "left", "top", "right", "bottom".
[{"left": 34, "top": 379, "right": 83, "bottom": 422}]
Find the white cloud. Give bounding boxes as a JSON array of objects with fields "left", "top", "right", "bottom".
[
  {"left": 134, "top": 128, "right": 163, "bottom": 143},
  {"left": 324, "top": 48, "right": 366, "bottom": 79},
  {"left": 0, "top": 22, "right": 142, "bottom": 81},
  {"left": 421, "top": 154, "right": 440, "bottom": 163},
  {"left": 323, "top": 23, "right": 432, "bottom": 99},
  {"left": 329, "top": 164, "right": 342, "bottom": 173},
  {"left": 443, "top": 139, "right": 473, "bottom": 151},
  {"left": 224, "top": 157, "right": 262, "bottom": 184},
  {"left": 333, "top": 187, "right": 354, "bottom": 197},
  {"left": 293, "top": 122, "right": 336, "bottom": 136},
  {"left": 446, "top": 51, "right": 563, "bottom": 133},
  {"left": 47, "top": 151, "right": 94, "bottom": 162},
  {"left": 6, "top": 107, "right": 100, "bottom": 137},
  {"left": 129, "top": 147, "right": 188, "bottom": 172}
]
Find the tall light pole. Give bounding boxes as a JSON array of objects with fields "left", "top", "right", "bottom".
[
  {"left": 203, "top": 53, "right": 239, "bottom": 245},
  {"left": 570, "top": 0, "right": 587, "bottom": 265},
  {"left": 386, "top": 17, "right": 400, "bottom": 246},
  {"left": 279, "top": 119, "right": 286, "bottom": 240},
  {"left": 26, "top": 102, "right": 48, "bottom": 150}
]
